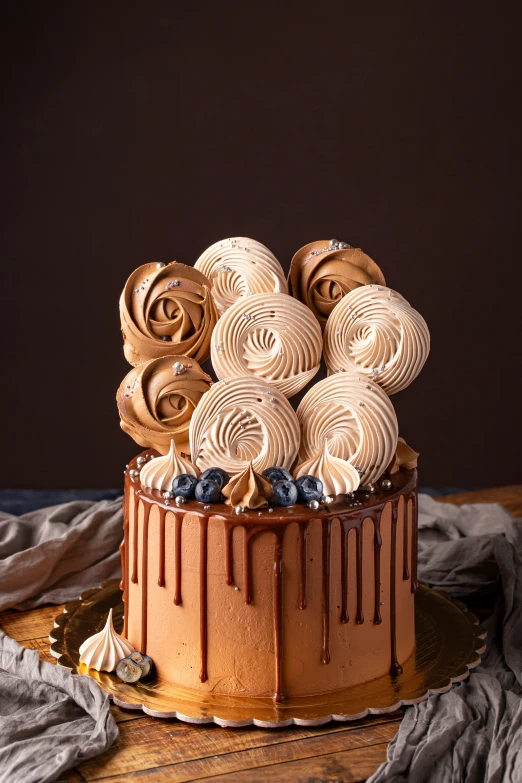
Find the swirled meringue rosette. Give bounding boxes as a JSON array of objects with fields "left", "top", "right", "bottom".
[
  {"left": 120, "top": 261, "right": 218, "bottom": 366},
  {"left": 117, "top": 355, "right": 212, "bottom": 456},
  {"left": 288, "top": 239, "right": 386, "bottom": 330},
  {"left": 295, "top": 372, "right": 398, "bottom": 492},
  {"left": 195, "top": 237, "right": 287, "bottom": 315},
  {"left": 210, "top": 292, "right": 323, "bottom": 398},
  {"left": 189, "top": 376, "right": 300, "bottom": 475},
  {"left": 323, "top": 285, "right": 430, "bottom": 395}
]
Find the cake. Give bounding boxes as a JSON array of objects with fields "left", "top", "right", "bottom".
[{"left": 107, "top": 237, "right": 429, "bottom": 700}]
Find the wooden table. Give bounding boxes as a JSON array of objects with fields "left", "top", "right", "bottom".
[{"left": 2, "top": 486, "right": 521, "bottom": 783}]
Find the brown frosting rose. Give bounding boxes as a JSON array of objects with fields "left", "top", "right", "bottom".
[
  {"left": 288, "top": 239, "right": 386, "bottom": 330},
  {"left": 387, "top": 437, "right": 419, "bottom": 474},
  {"left": 117, "top": 355, "right": 212, "bottom": 456},
  {"left": 120, "top": 261, "right": 218, "bottom": 366},
  {"left": 222, "top": 463, "right": 273, "bottom": 509}
]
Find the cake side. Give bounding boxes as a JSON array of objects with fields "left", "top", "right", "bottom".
[{"left": 122, "top": 453, "right": 417, "bottom": 700}]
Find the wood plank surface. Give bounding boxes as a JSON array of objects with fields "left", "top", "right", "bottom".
[{"left": 2, "top": 485, "right": 521, "bottom": 783}]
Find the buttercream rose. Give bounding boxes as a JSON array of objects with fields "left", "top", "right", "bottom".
[
  {"left": 288, "top": 239, "right": 386, "bottom": 330},
  {"left": 120, "top": 261, "right": 218, "bottom": 366},
  {"left": 117, "top": 355, "right": 212, "bottom": 456}
]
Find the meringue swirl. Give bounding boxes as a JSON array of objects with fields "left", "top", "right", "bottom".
[
  {"left": 79, "top": 609, "right": 135, "bottom": 672},
  {"left": 189, "top": 376, "right": 300, "bottom": 474},
  {"left": 296, "top": 372, "right": 398, "bottom": 489},
  {"left": 294, "top": 440, "right": 361, "bottom": 495},
  {"left": 195, "top": 237, "right": 287, "bottom": 315},
  {"left": 140, "top": 440, "right": 199, "bottom": 491},
  {"left": 120, "top": 261, "right": 218, "bottom": 366},
  {"left": 323, "top": 285, "right": 430, "bottom": 395},
  {"left": 211, "top": 293, "right": 323, "bottom": 398},
  {"left": 288, "top": 239, "right": 386, "bottom": 330},
  {"left": 117, "top": 355, "right": 212, "bottom": 456}
]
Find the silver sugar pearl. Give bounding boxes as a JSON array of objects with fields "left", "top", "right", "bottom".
[
  {"left": 175, "top": 495, "right": 186, "bottom": 506},
  {"left": 129, "top": 469, "right": 140, "bottom": 480},
  {"left": 329, "top": 238, "right": 339, "bottom": 247},
  {"left": 172, "top": 361, "right": 186, "bottom": 375},
  {"left": 268, "top": 508, "right": 273, "bottom": 513},
  {"left": 162, "top": 490, "right": 174, "bottom": 499},
  {"left": 156, "top": 262, "right": 166, "bottom": 269},
  {"left": 338, "top": 241, "right": 349, "bottom": 248},
  {"left": 234, "top": 585, "right": 240, "bottom": 591},
  {"left": 381, "top": 479, "right": 392, "bottom": 490},
  {"left": 235, "top": 505, "right": 245, "bottom": 514},
  {"left": 307, "top": 499, "right": 320, "bottom": 510},
  {"left": 322, "top": 495, "right": 334, "bottom": 505},
  {"left": 368, "top": 485, "right": 376, "bottom": 493},
  {"left": 137, "top": 456, "right": 147, "bottom": 466},
  {"left": 172, "top": 279, "right": 179, "bottom": 286},
  {"left": 204, "top": 505, "right": 211, "bottom": 510}
]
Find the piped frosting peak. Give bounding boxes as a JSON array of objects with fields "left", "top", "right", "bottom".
[
  {"left": 79, "top": 609, "right": 135, "bottom": 672},
  {"left": 140, "top": 440, "right": 199, "bottom": 491},
  {"left": 388, "top": 437, "right": 419, "bottom": 474},
  {"left": 222, "top": 462, "right": 273, "bottom": 509},
  {"left": 294, "top": 440, "right": 361, "bottom": 496}
]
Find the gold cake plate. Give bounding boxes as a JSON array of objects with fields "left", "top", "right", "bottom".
[{"left": 49, "top": 579, "right": 486, "bottom": 728}]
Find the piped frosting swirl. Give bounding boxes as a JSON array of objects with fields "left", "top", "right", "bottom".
[
  {"left": 195, "top": 237, "right": 287, "bottom": 315},
  {"left": 140, "top": 440, "right": 199, "bottom": 491},
  {"left": 117, "top": 355, "right": 212, "bottom": 456},
  {"left": 79, "top": 609, "right": 135, "bottom": 672},
  {"left": 211, "top": 293, "right": 323, "bottom": 398},
  {"left": 296, "top": 372, "right": 398, "bottom": 489},
  {"left": 294, "top": 440, "right": 361, "bottom": 495},
  {"left": 323, "top": 285, "right": 430, "bottom": 395},
  {"left": 289, "top": 240, "right": 386, "bottom": 330},
  {"left": 120, "top": 261, "right": 218, "bottom": 366},
  {"left": 222, "top": 462, "right": 273, "bottom": 509},
  {"left": 189, "top": 376, "right": 300, "bottom": 474}
]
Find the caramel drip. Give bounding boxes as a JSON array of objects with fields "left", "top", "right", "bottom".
[
  {"left": 158, "top": 507, "right": 166, "bottom": 587},
  {"left": 321, "top": 518, "right": 331, "bottom": 665},
  {"left": 199, "top": 517, "right": 208, "bottom": 683},
  {"left": 389, "top": 502, "right": 403, "bottom": 677},
  {"left": 355, "top": 526, "right": 364, "bottom": 625},
  {"left": 224, "top": 522, "right": 234, "bottom": 585},
  {"left": 340, "top": 521, "right": 349, "bottom": 624},
  {"left": 141, "top": 503, "right": 151, "bottom": 653},
  {"left": 373, "top": 516, "right": 382, "bottom": 625},
  {"left": 131, "top": 493, "right": 141, "bottom": 584},
  {"left": 297, "top": 522, "right": 308, "bottom": 610},
  {"left": 273, "top": 530, "right": 285, "bottom": 702},
  {"left": 174, "top": 514, "right": 183, "bottom": 606},
  {"left": 121, "top": 490, "right": 129, "bottom": 637},
  {"left": 410, "top": 489, "right": 418, "bottom": 593},
  {"left": 403, "top": 496, "right": 410, "bottom": 581}
]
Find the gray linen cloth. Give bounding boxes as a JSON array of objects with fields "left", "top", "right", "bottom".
[
  {"left": 0, "top": 497, "right": 123, "bottom": 782},
  {"left": 369, "top": 494, "right": 522, "bottom": 783}
]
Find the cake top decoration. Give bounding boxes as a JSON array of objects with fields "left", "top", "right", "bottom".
[
  {"left": 388, "top": 437, "right": 419, "bottom": 474},
  {"left": 222, "top": 462, "right": 273, "bottom": 509},
  {"left": 117, "top": 355, "right": 212, "bottom": 456},
  {"left": 195, "top": 237, "right": 287, "bottom": 315},
  {"left": 189, "top": 376, "right": 300, "bottom": 475},
  {"left": 140, "top": 440, "right": 199, "bottom": 492},
  {"left": 120, "top": 261, "right": 218, "bottom": 366},
  {"left": 295, "top": 372, "right": 398, "bottom": 491},
  {"left": 294, "top": 439, "right": 361, "bottom": 496},
  {"left": 210, "top": 292, "right": 323, "bottom": 398},
  {"left": 288, "top": 239, "right": 386, "bottom": 330},
  {"left": 323, "top": 285, "right": 430, "bottom": 395},
  {"left": 79, "top": 609, "right": 135, "bottom": 673}
]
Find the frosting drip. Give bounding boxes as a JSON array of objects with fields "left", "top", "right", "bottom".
[
  {"left": 189, "top": 376, "right": 300, "bottom": 474},
  {"left": 294, "top": 440, "right": 361, "bottom": 495},
  {"left": 388, "top": 437, "right": 419, "bottom": 474},
  {"left": 120, "top": 261, "right": 218, "bottom": 366},
  {"left": 195, "top": 237, "right": 287, "bottom": 314},
  {"left": 79, "top": 609, "right": 134, "bottom": 672},
  {"left": 117, "top": 355, "right": 212, "bottom": 455},
  {"left": 140, "top": 440, "right": 199, "bottom": 490},
  {"left": 211, "top": 293, "right": 323, "bottom": 398},
  {"left": 296, "top": 372, "right": 398, "bottom": 488},
  {"left": 323, "top": 286, "right": 430, "bottom": 395},
  {"left": 222, "top": 462, "right": 273, "bottom": 509},
  {"left": 288, "top": 240, "right": 386, "bottom": 330}
]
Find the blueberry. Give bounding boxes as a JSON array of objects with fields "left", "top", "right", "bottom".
[
  {"left": 200, "top": 467, "right": 229, "bottom": 489},
  {"left": 271, "top": 479, "right": 298, "bottom": 507},
  {"left": 115, "top": 657, "right": 142, "bottom": 683},
  {"left": 262, "top": 466, "right": 293, "bottom": 484},
  {"left": 172, "top": 473, "right": 198, "bottom": 499},
  {"left": 295, "top": 475, "right": 323, "bottom": 503},
  {"left": 129, "top": 651, "right": 154, "bottom": 677},
  {"left": 195, "top": 479, "right": 222, "bottom": 504}
]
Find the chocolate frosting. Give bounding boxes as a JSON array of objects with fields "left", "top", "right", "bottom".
[
  {"left": 120, "top": 261, "right": 218, "bottom": 366},
  {"left": 117, "top": 355, "right": 212, "bottom": 456},
  {"left": 222, "top": 462, "right": 273, "bottom": 509},
  {"left": 288, "top": 240, "right": 386, "bottom": 330}
]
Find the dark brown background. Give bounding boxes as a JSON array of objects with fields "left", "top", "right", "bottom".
[{"left": 1, "top": 1, "right": 520, "bottom": 489}]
